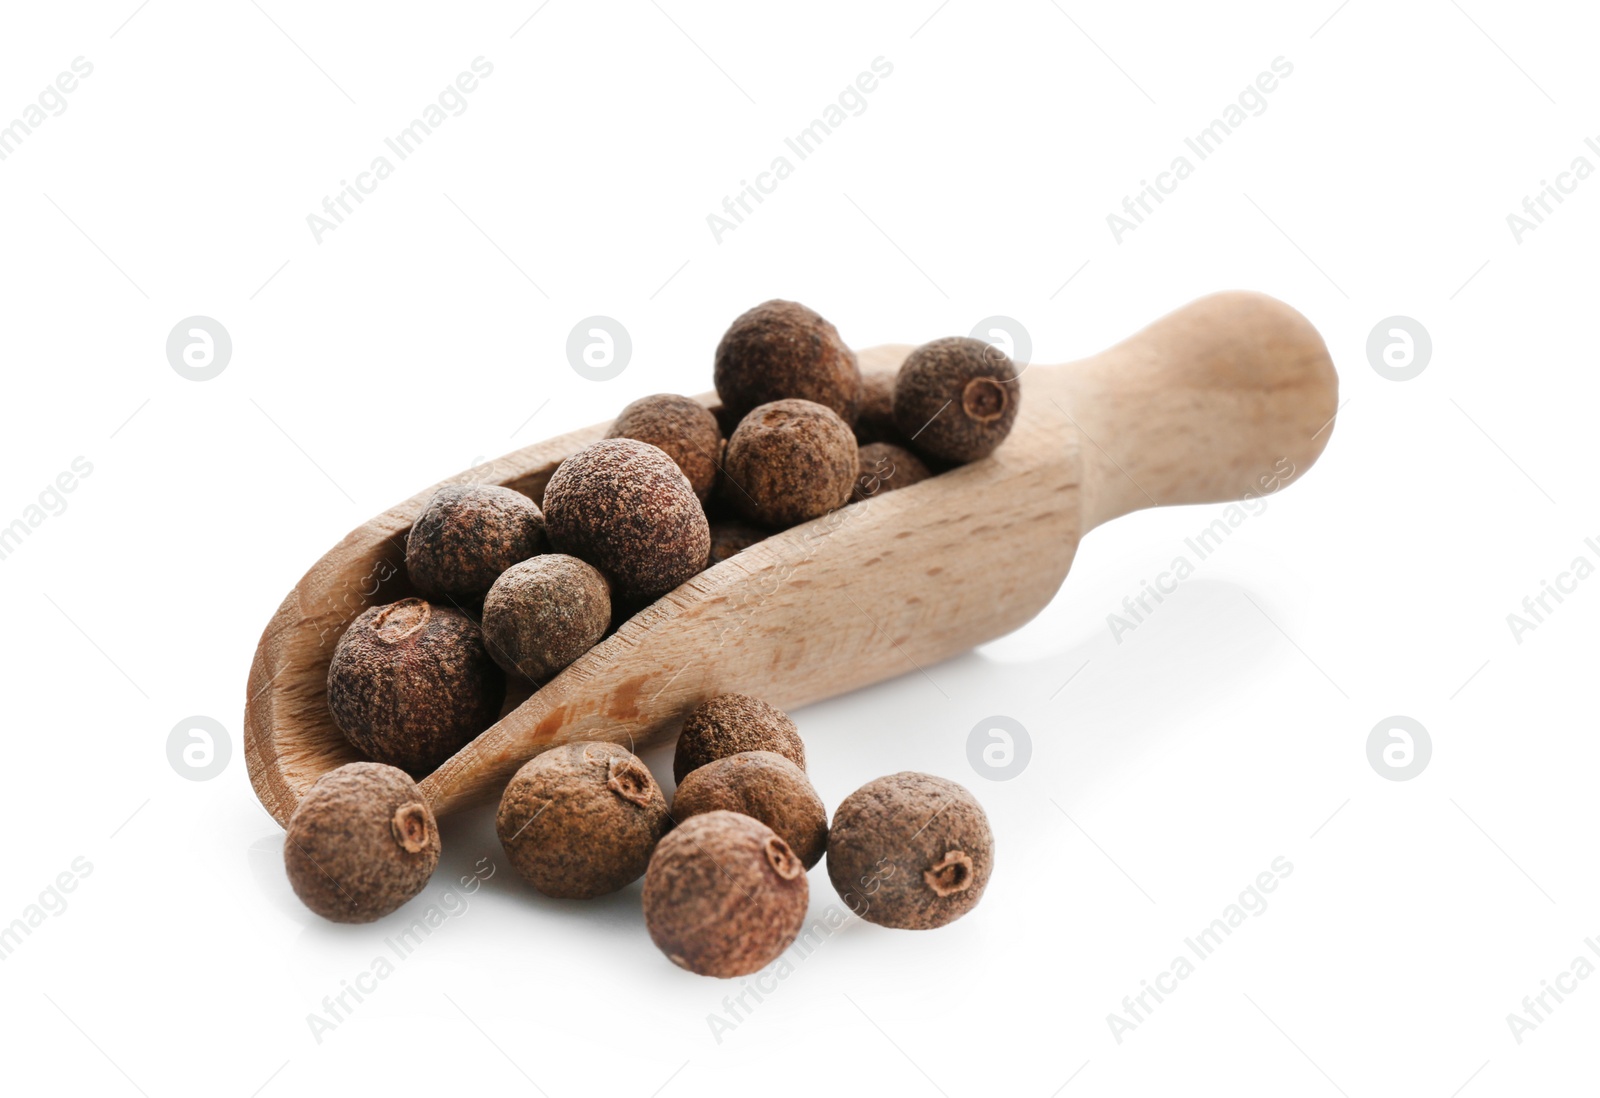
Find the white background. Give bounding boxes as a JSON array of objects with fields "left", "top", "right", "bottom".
[{"left": 1, "top": 1, "right": 1595, "bottom": 1095}]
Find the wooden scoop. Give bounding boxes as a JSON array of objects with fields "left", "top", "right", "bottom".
[{"left": 244, "top": 290, "right": 1337, "bottom": 827}]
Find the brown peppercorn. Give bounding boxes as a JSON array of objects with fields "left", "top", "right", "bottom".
[
  {"left": 643, "top": 810, "right": 808, "bottom": 977},
  {"left": 481, "top": 554, "right": 611, "bottom": 683},
  {"left": 327, "top": 598, "right": 505, "bottom": 775},
  {"left": 672, "top": 751, "right": 828, "bottom": 869},
  {"left": 854, "top": 442, "right": 933, "bottom": 500},
  {"left": 892, "top": 337, "right": 1021, "bottom": 463},
  {"left": 496, "top": 742, "right": 671, "bottom": 899},
  {"left": 827, "top": 772, "right": 993, "bottom": 929},
  {"left": 406, "top": 485, "right": 547, "bottom": 603},
  {"left": 284, "top": 762, "right": 440, "bottom": 923},
  {"left": 714, "top": 300, "right": 861, "bottom": 424},
  {"left": 706, "top": 518, "right": 768, "bottom": 566},
  {"left": 543, "top": 438, "right": 711, "bottom": 601},
  {"left": 674, "top": 693, "right": 805, "bottom": 783},
  {"left": 853, "top": 367, "right": 903, "bottom": 445},
  {"left": 608, "top": 394, "right": 724, "bottom": 503},
  {"left": 720, "top": 399, "right": 858, "bottom": 529}
]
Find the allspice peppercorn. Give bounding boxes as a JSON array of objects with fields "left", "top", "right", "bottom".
[
  {"left": 706, "top": 518, "right": 768, "bottom": 566},
  {"left": 327, "top": 598, "right": 505, "bottom": 775},
  {"left": 543, "top": 438, "right": 711, "bottom": 602},
  {"left": 643, "top": 810, "right": 809, "bottom": 977},
  {"left": 496, "top": 742, "right": 671, "bottom": 899},
  {"left": 284, "top": 762, "right": 440, "bottom": 923},
  {"left": 481, "top": 554, "right": 611, "bottom": 683},
  {"left": 608, "top": 394, "right": 723, "bottom": 503},
  {"left": 673, "top": 693, "right": 805, "bottom": 783},
  {"left": 827, "top": 772, "right": 993, "bottom": 929},
  {"left": 854, "top": 442, "right": 933, "bottom": 500},
  {"left": 853, "top": 367, "right": 903, "bottom": 446},
  {"left": 720, "top": 399, "right": 858, "bottom": 529},
  {"left": 714, "top": 300, "right": 861, "bottom": 424},
  {"left": 671, "top": 751, "right": 829, "bottom": 869},
  {"left": 406, "top": 485, "right": 547, "bottom": 603},
  {"left": 892, "top": 337, "right": 1021, "bottom": 463}
]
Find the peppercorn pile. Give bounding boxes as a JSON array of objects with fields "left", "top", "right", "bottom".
[{"left": 290, "top": 299, "right": 1017, "bottom": 973}]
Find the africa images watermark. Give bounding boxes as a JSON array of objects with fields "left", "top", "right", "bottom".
[
  {"left": 0, "top": 456, "right": 94, "bottom": 563},
  {"left": 1106, "top": 56, "right": 1294, "bottom": 243},
  {"left": 0, "top": 856, "right": 93, "bottom": 962},
  {"left": 706, "top": 56, "right": 894, "bottom": 243},
  {"left": 1505, "top": 935, "right": 1600, "bottom": 1044},
  {"left": 1107, "top": 856, "right": 1294, "bottom": 1044},
  {"left": 304, "top": 856, "right": 495, "bottom": 1044},
  {"left": 1505, "top": 134, "right": 1600, "bottom": 244},
  {"left": 0, "top": 57, "right": 94, "bottom": 164},
  {"left": 1504, "top": 535, "right": 1600, "bottom": 645},
  {"left": 704, "top": 900, "right": 860, "bottom": 1044},
  {"left": 306, "top": 57, "right": 495, "bottom": 243},
  {"left": 1105, "top": 457, "right": 1296, "bottom": 642}
]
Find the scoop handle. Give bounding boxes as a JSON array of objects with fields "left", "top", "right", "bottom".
[{"left": 1037, "top": 290, "right": 1338, "bottom": 532}]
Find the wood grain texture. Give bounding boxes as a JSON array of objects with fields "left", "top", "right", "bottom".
[{"left": 244, "top": 291, "right": 1338, "bottom": 827}]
